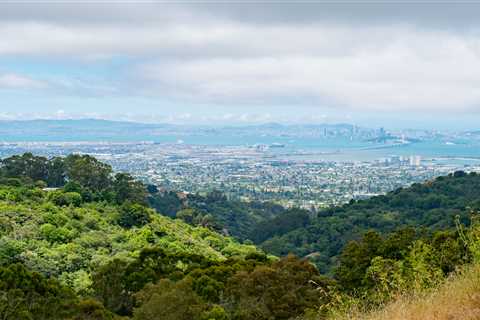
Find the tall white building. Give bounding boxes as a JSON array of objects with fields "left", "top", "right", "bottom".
[{"left": 409, "top": 155, "right": 422, "bottom": 166}]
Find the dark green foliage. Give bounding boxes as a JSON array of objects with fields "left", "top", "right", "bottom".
[
  {"left": 133, "top": 278, "right": 206, "bottom": 320},
  {"left": 0, "top": 263, "right": 112, "bottom": 320},
  {"left": 93, "top": 245, "right": 330, "bottom": 320},
  {"left": 147, "top": 171, "right": 480, "bottom": 276},
  {"left": 48, "top": 190, "right": 83, "bottom": 207},
  {"left": 225, "top": 255, "right": 333, "bottom": 320},
  {"left": 72, "top": 299, "right": 115, "bottom": 320},
  {"left": 113, "top": 173, "right": 147, "bottom": 205},
  {"left": 149, "top": 190, "right": 287, "bottom": 240},
  {"left": 335, "top": 228, "right": 467, "bottom": 295},
  {"left": 0, "top": 263, "right": 73, "bottom": 319},
  {"left": 0, "top": 177, "right": 23, "bottom": 187},
  {"left": 148, "top": 191, "right": 183, "bottom": 218},
  {"left": 0, "top": 153, "right": 112, "bottom": 193},
  {"left": 0, "top": 153, "right": 49, "bottom": 183},
  {"left": 46, "top": 157, "right": 67, "bottom": 187},
  {"left": 250, "top": 208, "right": 311, "bottom": 243},
  {"left": 64, "top": 154, "right": 113, "bottom": 192},
  {"left": 93, "top": 260, "right": 133, "bottom": 315},
  {"left": 431, "top": 230, "right": 465, "bottom": 273},
  {"left": 129, "top": 255, "right": 332, "bottom": 320},
  {"left": 63, "top": 180, "right": 83, "bottom": 193},
  {"left": 335, "top": 231, "right": 385, "bottom": 292},
  {"left": 176, "top": 208, "right": 198, "bottom": 224},
  {"left": 146, "top": 184, "right": 158, "bottom": 194},
  {"left": 176, "top": 208, "right": 222, "bottom": 231},
  {"left": 93, "top": 247, "right": 214, "bottom": 315},
  {"left": 261, "top": 171, "right": 480, "bottom": 273},
  {"left": 187, "top": 253, "right": 270, "bottom": 303},
  {"left": 117, "top": 203, "right": 152, "bottom": 228}
]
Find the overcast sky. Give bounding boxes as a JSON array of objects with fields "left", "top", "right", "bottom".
[{"left": 1, "top": 1, "right": 480, "bottom": 129}]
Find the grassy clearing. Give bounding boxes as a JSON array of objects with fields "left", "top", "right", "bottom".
[{"left": 329, "top": 263, "right": 480, "bottom": 320}]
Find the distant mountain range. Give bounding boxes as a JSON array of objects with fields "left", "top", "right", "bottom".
[
  {"left": 0, "top": 119, "right": 174, "bottom": 142},
  {"left": 0, "top": 118, "right": 432, "bottom": 143}
]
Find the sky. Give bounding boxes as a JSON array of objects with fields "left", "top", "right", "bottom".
[{"left": 1, "top": 1, "right": 480, "bottom": 129}]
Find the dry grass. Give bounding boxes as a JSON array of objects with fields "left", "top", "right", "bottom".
[{"left": 331, "top": 264, "right": 480, "bottom": 320}]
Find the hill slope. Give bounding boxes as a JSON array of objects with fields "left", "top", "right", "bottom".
[
  {"left": 2, "top": 152, "right": 480, "bottom": 319},
  {"left": 0, "top": 184, "right": 339, "bottom": 320},
  {"left": 329, "top": 263, "right": 480, "bottom": 320},
  {"left": 259, "top": 171, "right": 480, "bottom": 273},
  {"left": 0, "top": 184, "right": 259, "bottom": 294}
]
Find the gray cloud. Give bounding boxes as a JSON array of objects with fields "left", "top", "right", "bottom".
[
  {"left": 2, "top": 1, "right": 480, "bottom": 115},
  {"left": 0, "top": 2, "right": 190, "bottom": 25},
  {"left": 2, "top": 1, "right": 480, "bottom": 29}
]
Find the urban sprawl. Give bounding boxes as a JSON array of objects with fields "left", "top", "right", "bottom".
[{"left": 1, "top": 141, "right": 478, "bottom": 209}]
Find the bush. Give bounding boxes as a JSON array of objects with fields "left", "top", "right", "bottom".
[
  {"left": 49, "top": 191, "right": 83, "bottom": 207},
  {"left": 0, "top": 263, "right": 78, "bottom": 320},
  {"left": 40, "top": 224, "right": 74, "bottom": 243},
  {"left": 117, "top": 203, "right": 152, "bottom": 228}
]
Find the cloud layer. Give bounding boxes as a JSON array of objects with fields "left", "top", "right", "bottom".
[
  {"left": 1, "top": 2, "right": 480, "bottom": 119},
  {"left": 0, "top": 73, "right": 45, "bottom": 89}
]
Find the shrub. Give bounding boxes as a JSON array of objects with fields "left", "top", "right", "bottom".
[
  {"left": 117, "top": 203, "right": 152, "bottom": 228},
  {"left": 49, "top": 191, "right": 82, "bottom": 207}
]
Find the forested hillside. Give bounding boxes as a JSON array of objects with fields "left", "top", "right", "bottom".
[
  {"left": 259, "top": 171, "right": 480, "bottom": 273},
  {"left": 149, "top": 169, "right": 480, "bottom": 274},
  {"left": 1, "top": 153, "right": 480, "bottom": 320},
  {"left": 0, "top": 153, "right": 333, "bottom": 319},
  {"left": 148, "top": 189, "right": 307, "bottom": 240}
]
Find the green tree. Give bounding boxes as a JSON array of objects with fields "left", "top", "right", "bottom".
[
  {"left": 177, "top": 208, "right": 198, "bottom": 224},
  {"left": 0, "top": 153, "right": 48, "bottom": 182},
  {"left": 48, "top": 190, "right": 83, "bottom": 207},
  {"left": 72, "top": 299, "right": 115, "bottom": 320},
  {"left": 117, "top": 203, "right": 152, "bottom": 228},
  {"left": 92, "top": 259, "right": 133, "bottom": 315},
  {"left": 134, "top": 278, "right": 207, "bottom": 320},
  {"left": 46, "top": 157, "right": 66, "bottom": 187},
  {"left": 113, "top": 173, "right": 147, "bottom": 205},
  {"left": 335, "top": 231, "right": 383, "bottom": 292},
  {"left": 0, "top": 264, "right": 77, "bottom": 320},
  {"left": 64, "top": 155, "right": 113, "bottom": 192},
  {"left": 226, "top": 255, "right": 331, "bottom": 320}
]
